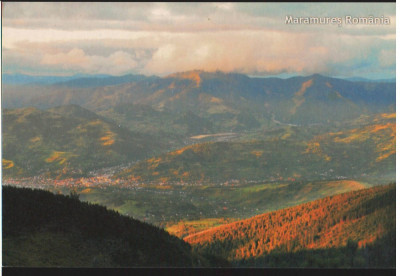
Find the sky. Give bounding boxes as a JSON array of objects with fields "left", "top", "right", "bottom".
[{"left": 2, "top": 2, "right": 396, "bottom": 79}]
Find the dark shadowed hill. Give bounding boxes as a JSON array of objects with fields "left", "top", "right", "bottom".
[{"left": 2, "top": 186, "right": 230, "bottom": 267}]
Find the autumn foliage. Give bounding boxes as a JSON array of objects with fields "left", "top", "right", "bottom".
[{"left": 185, "top": 184, "right": 395, "bottom": 267}]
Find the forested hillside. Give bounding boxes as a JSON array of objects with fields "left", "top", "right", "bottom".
[
  {"left": 185, "top": 184, "right": 395, "bottom": 267},
  {"left": 2, "top": 186, "right": 229, "bottom": 267}
]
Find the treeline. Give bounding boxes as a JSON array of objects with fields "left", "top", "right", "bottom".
[
  {"left": 236, "top": 230, "right": 395, "bottom": 268},
  {"left": 185, "top": 184, "right": 395, "bottom": 267},
  {"left": 2, "top": 186, "right": 228, "bottom": 267}
]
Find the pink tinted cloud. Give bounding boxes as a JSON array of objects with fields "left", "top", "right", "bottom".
[{"left": 40, "top": 48, "right": 138, "bottom": 75}]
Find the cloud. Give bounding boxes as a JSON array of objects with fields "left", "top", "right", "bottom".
[
  {"left": 213, "top": 3, "right": 235, "bottom": 11},
  {"left": 140, "top": 30, "right": 395, "bottom": 77},
  {"left": 3, "top": 29, "right": 395, "bottom": 78},
  {"left": 41, "top": 48, "right": 88, "bottom": 66},
  {"left": 3, "top": 2, "right": 395, "bottom": 35},
  {"left": 2, "top": 2, "right": 395, "bottom": 78},
  {"left": 379, "top": 49, "right": 396, "bottom": 67},
  {"left": 39, "top": 49, "right": 139, "bottom": 75}
]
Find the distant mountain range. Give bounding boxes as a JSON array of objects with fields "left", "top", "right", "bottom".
[
  {"left": 55, "top": 74, "right": 157, "bottom": 88},
  {"left": 2, "top": 73, "right": 111, "bottom": 85},
  {"left": 3, "top": 71, "right": 395, "bottom": 129},
  {"left": 344, "top": 77, "right": 396, "bottom": 83},
  {"left": 3, "top": 72, "right": 395, "bottom": 86},
  {"left": 2, "top": 73, "right": 158, "bottom": 88}
]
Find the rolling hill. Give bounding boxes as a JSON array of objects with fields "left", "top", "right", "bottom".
[
  {"left": 2, "top": 105, "right": 164, "bottom": 178},
  {"left": 184, "top": 183, "right": 395, "bottom": 268},
  {"left": 114, "top": 113, "right": 395, "bottom": 183},
  {"left": 2, "top": 185, "right": 229, "bottom": 267},
  {"left": 103, "top": 103, "right": 216, "bottom": 137}
]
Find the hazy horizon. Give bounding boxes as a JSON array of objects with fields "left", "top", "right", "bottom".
[{"left": 2, "top": 70, "right": 396, "bottom": 82}]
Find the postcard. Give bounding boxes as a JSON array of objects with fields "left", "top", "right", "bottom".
[{"left": 2, "top": 2, "right": 396, "bottom": 271}]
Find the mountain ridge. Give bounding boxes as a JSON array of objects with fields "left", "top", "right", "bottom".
[{"left": 3, "top": 71, "right": 394, "bottom": 128}]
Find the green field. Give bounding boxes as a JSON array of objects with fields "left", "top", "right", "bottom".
[{"left": 72, "top": 179, "right": 374, "bottom": 228}]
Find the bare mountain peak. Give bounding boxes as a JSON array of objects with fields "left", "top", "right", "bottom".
[
  {"left": 166, "top": 70, "right": 204, "bottom": 87},
  {"left": 166, "top": 70, "right": 250, "bottom": 87}
]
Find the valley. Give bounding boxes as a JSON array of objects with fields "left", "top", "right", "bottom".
[
  {"left": 3, "top": 2, "right": 396, "bottom": 269},
  {"left": 2, "top": 71, "right": 396, "bottom": 268},
  {"left": 2, "top": 176, "right": 379, "bottom": 228},
  {"left": 3, "top": 176, "right": 394, "bottom": 268}
]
